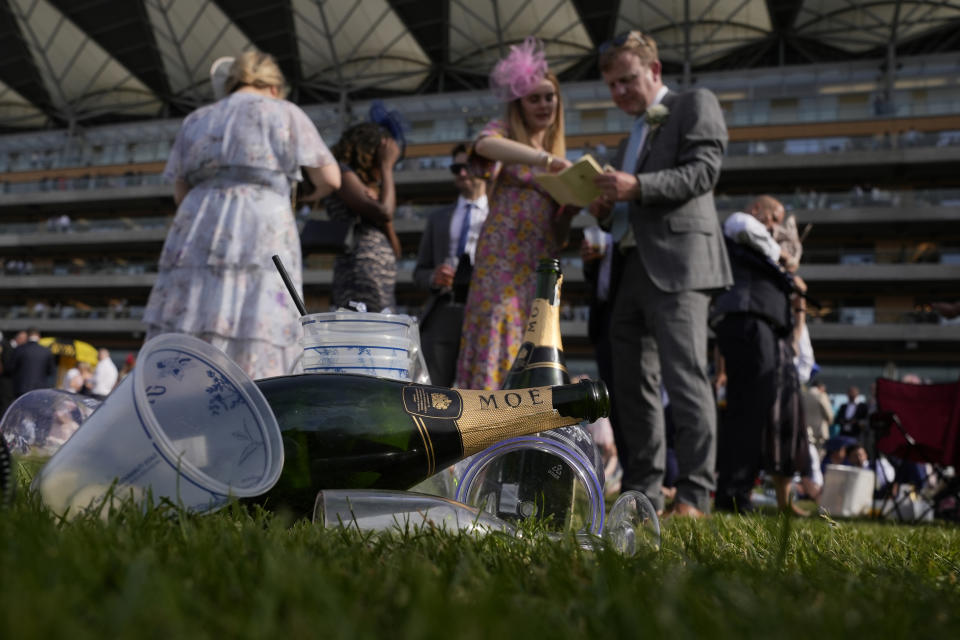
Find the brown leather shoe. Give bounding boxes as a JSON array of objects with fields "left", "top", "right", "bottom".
[{"left": 662, "top": 501, "right": 708, "bottom": 520}]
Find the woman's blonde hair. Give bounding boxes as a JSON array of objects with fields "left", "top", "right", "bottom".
[
  {"left": 224, "top": 50, "right": 288, "bottom": 98},
  {"left": 505, "top": 71, "right": 565, "bottom": 159}
]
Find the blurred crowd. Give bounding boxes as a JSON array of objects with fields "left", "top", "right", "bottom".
[{"left": 0, "top": 328, "right": 134, "bottom": 419}]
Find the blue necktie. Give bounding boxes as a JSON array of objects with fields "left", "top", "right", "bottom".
[
  {"left": 610, "top": 118, "right": 646, "bottom": 242},
  {"left": 456, "top": 203, "right": 472, "bottom": 257}
]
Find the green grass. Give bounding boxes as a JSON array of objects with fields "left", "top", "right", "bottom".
[{"left": 1, "top": 483, "right": 959, "bottom": 640}]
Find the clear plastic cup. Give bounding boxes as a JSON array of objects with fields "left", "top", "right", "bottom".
[
  {"left": 1, "top": 389, "right": 103, "bottom": 485},
  {"left": 314, "top": 489, "right": 516, "bottom": 535},
  {"left": 301, "top": 349, "right": 411, "bottom": 369},
  {"left": 303, "top": 343, "right": 410, "bottom": 359},
  {"left": 301, "top": 311, "right": 418, "bottom": 341},
  {"left": 455, "top": 423, "right": 605, "bottom": 535},
  {"left": 301, "top": 365, "right": 410, "bottom": 381},
  {"left": 300, "top": 310, "right": 423, "bottom": 382},
  {"left": 31, "top": 334, "right": 283, "bottom": 518},
  {"left": 583, "top": 225, "right": 608, "bottom": 253},
  {"left": 603, "top": 490, "right": 661, "bottom": 555}
]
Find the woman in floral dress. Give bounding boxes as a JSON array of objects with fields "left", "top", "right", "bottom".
[
  {"left": 455, "top": 38, "right": 575, "bottom": 390},
  {"left": 144, "top": 51, "right": 341, "bottom": 379}
]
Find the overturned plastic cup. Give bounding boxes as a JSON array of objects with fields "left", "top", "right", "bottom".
[
  {"left": 1, "top": 389, "right": 103, "bottom": 485},
  {"left": 31, "top": 334, "right": 283, "bottom": 518},
  {"left": 455, "top": 423, "right": 605, "bottom": 535},
  {"left": 315, "top": 489, "right": 516, "bottom": 536},
  {"left": 603, "top": 490, "right": 661, "bottom": 555}
]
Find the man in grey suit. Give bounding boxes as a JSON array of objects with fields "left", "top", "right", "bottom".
[
  {"left": 414, "top": 144, "right": 488, "bottom": 386},
  {"left": 592, "top": 31, "right": 733, "bottom": 517}
]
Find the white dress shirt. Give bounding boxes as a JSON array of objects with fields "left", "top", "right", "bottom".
[
  {"left": 618, "top": 84, "right": 669, "bottom": 250},
  {"left": 92, "top": 356, "right": 119, "bottom": 396}
]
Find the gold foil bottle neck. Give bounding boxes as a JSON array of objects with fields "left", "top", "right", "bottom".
[
  {"left": 520, "top": 272, "right": 563, "bottom": 350},
  {"left": 452, "top": 387, "right": 575, "bottom": 455}
]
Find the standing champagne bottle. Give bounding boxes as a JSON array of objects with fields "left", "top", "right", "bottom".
[
  {"left": 502, "top": 258, "right": 568, "bottom": 389},
  {"left": 493, "top": 258, "right": 591, "bottom": 529},
  {"left": 253, "top": 374, "right": 609, "bottom": 517}
]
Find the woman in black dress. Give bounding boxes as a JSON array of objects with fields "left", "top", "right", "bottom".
[{"left": 326, "top": 123, "right": 402, "bottom": 312}]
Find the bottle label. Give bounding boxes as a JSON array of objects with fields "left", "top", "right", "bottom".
[
  {"left": 400, "top": 385, "right": 580, "bottom": 474},
  {"left": 519, "top": 291, "right": 563, "bottom": 352},
  {"left": 454, "top": 388, "right": 575, "bottom": 455},
  {"left": 403, "top": 386, "right": 463, "bottom": 419},
  {"left": 508, "top": 344, "right": 567, "bottom": 374}
]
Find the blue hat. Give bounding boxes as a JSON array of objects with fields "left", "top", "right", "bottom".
[{"left": 368, "top": 100, "right": 407, "bottom": 159}]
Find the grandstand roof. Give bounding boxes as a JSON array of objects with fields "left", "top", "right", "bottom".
[{"left": 1, "top": 0, "right": 960, "bottom": 131}]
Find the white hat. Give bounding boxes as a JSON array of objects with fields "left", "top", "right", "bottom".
[{"left": 210, "top": 56, "right": 235, "bottom": 100}]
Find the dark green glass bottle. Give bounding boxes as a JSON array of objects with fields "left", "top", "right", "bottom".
[
  {"left": 502, "top": 258, "right": 569, "bottom": 388},
  {"left": 252, "top": 374, "right": 609, "bottom": 517},
  {"left": 497, "top": 258, "right": 585, "bottom": 529}
]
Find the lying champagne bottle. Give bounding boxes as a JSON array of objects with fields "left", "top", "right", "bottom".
[{"left": 251, "top": 374, "right": 609, "bottom": 517}]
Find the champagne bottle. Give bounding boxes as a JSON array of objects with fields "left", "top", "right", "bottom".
[
  {"left": 496, "top": 258, "right": 584, "bottom": 528},
  {"left": 252, "top": 374, "right": 609, "bottom": 517},
  {"left": 502, "top": 258, "right": 569, "bottom": 388}
]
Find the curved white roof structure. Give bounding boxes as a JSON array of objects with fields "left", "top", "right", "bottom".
[{"left": 0, "top": 0, "right": 958, "bottom": 130}]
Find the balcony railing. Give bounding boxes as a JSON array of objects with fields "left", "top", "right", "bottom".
[
  {"left": 4, "top": 124, "right": 960, "bottom": 198},
  {"left": 2, "top": 303, "right": 958, "bottom": 344},
  {"left": 0, "top": 172, "right": 166, "bottom": 196},
  {"left": 390, "top": 130, "right": 960, "bottom": 175},
  {"left": 0, "top": 215, "right": 172, "bottom": 236},
  {"left": 798, "top": 248, "right": 958, "bottom": 265}
]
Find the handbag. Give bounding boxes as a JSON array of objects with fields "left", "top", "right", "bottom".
[{"left": 300, "top": 215, "right": 356, "bottom": 254}]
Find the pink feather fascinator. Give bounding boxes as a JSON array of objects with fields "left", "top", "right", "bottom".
[{"left": 489, "top": 37, "right": 549, "bottom": 102}]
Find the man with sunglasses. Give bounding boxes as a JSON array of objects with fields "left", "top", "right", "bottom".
[
  {"left": 414, "top": 144, "right": 489, "bottom": 386},
  {"left": 591, "top": 31, "right": 732, "bottom": 518}
]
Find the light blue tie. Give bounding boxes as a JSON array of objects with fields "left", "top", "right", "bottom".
[
  {"left": 610, "top": 118, "right": 646, "bottom": 242},
  {"left": 455, "top": 203, "right": 472, "bottom": 257}
]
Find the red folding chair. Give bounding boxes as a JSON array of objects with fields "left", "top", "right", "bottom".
[{"left": 870, "top": 377, "right": 960, "bottom": 522}]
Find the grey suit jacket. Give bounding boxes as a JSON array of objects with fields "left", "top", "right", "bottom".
[
  {"left": 413, "top": 204, "right": 457, "bottom": 326},
  {"left": 616, "top": 88, "right": 733, "bottom": 293}
]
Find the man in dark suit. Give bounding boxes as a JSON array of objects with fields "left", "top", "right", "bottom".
[
  {"left": 414, "top": 143, "right": 488, "bottom": 386},
  {"left": 0, "top": 330, "right": 26, "bottom": 415},
  {"left": 10, "top": 328, "right": 55, "bottom": 397},
  {"left": 592, "top": 31, "right": 733, "bottom": 518},
  {"left": 711, "top": 196, "right": 801, "bottom": 512},
  {"left": 834, "top": 385, "right": 868, "bottom": 440}
]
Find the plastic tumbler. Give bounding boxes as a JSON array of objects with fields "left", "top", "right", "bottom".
[
  {"left": 31, "top": 334, "right": 283, "bottom": 518},
  {"left": 315, "top": 489, "right": 516, "bottom": 535}
]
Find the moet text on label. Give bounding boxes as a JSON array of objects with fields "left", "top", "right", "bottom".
[{"left": 476, "top": 388, "right": 545, "bottom": 410}]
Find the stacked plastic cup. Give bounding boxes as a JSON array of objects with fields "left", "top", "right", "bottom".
[{"left": 300, "top": 310, "right": 428, "bottom": 382}]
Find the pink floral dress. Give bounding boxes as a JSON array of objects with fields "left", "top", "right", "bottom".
[
  {"left": 454, "top": 120, "right": 562, "bottom": 390},
  {"left": 144, "top": 91, "right": 335, "bottom": 379}
]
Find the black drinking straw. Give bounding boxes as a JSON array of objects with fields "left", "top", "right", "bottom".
[{"left": 272, "top": 254, "right": 307, "bottom": 316}]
